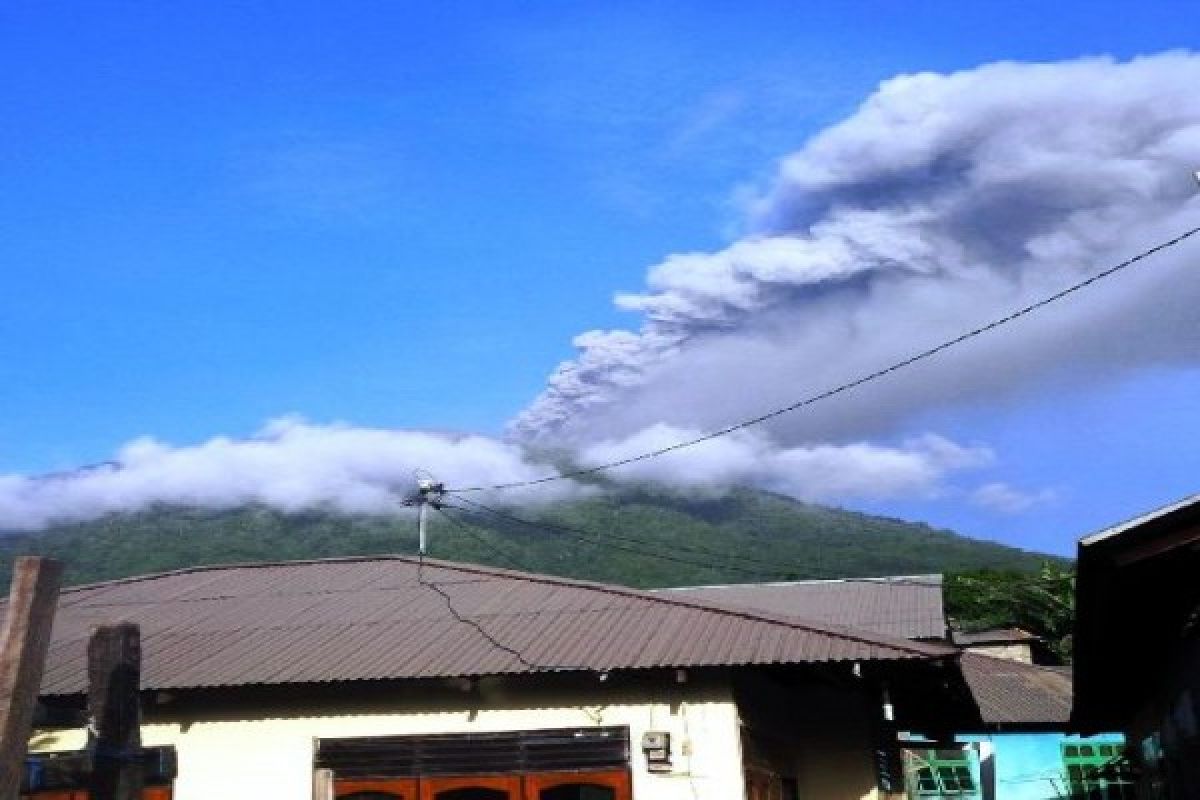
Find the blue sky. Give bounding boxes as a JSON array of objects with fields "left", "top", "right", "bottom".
[{"left": 2, "top": 1, "right": 1200, "bottom": 554}]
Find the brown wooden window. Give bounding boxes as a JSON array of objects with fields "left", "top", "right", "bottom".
[
  {"left": 525, "top": 770, "right": 630, "bottom": 800},
  {"left": 334, "top": 772, "right": 630, "bottom": 800},
  {"left": 322, "top": 728, "right": 631, "bottom": 800},
  {"left": 335, "top": 778, "right": 417, "bottom": 800},
  {"left": 419, "top": 775, "right": 523, "bottom": 800},
  {"left": 24, "top": 792, "right": 170, "bottom": 800}
]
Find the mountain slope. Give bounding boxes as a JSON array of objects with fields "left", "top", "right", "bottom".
[{"left": 0, "top": 487, "right": 1060, "bottom": 590}]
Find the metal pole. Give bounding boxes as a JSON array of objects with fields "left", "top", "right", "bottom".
[{"left": 418, "top": 499, "right": 428, "bottom": 556}]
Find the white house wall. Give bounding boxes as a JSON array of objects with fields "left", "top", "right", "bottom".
[{"left": 31, "top": 679, "right": 747, "bottom": 800}]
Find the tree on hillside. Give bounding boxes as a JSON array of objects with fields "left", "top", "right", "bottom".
[{"left": 944, "top": 563, "right": 1075, "bottom": 662}]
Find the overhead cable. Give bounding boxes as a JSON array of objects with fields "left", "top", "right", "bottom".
[
  {"left": 449, "top": 497, "right": 965, "bottom": 589},
  {"left": 434, "top": 504, "right": 529, "bottom": 570},
  {"left": 447, "top": 222, "right": 1200, "bottom": 493},
  {"left": 444, "top": 496, "right": 775, "bottom": 579},
  {"left": 417, "top": 508, "right": 585, "bottom": 672}
]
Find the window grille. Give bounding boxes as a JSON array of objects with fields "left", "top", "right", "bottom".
[{"left": 1061, "top": 741, "right": 1135, "bottom": 800}]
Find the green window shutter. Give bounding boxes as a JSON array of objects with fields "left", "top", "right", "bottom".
[
  {"left": 903, "top": 749, "right": 980, "bottom": 799},
  {"left": 1061, "top": 741, "right": 1135, "bottom": 800}
]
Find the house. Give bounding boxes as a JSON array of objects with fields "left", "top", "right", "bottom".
[
  {"left": 656, "top": 575, "right": 948, "bottom": 642},
  {"left": 663, "top": 576, "right": 1128, "bottom": 799},
  {"left": 22, "top": 555, "right": 971, "bottom": 800},
  {"left": 950, "top": 629, "right": 1044, "bottom": 665},
  {"left": 1073, "top": 492, "right": 1200, "bottom": 797}
]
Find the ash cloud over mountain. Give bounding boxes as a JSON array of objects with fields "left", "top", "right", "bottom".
[
  {"left": 512, "top": 54, "right": 1200, "bottom": 449},
  {"left": 4, "top": 54, "right": 1200, "bottom": 531}
]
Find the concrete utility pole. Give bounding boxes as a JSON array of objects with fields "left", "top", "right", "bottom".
[
  {"left": 0, "top": 557, "right": 63, "bottom": 800},
  {"left": 413, "top": 476, "right": 445, "bottom": 556},
  {"left": 87, "top": 623, "right": 143, "bottom": 800}
]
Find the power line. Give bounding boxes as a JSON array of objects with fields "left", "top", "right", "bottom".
[
  {"left": 418, "top": 508, "right": 597, "bottom": 672},
  {"left": 450, "top": 497, "right": 976, "bottom": 587},
  {"left": 434, "top": 505, "right": 529, "bottom": 570},
  {"left": 445, "top": 496, "right": 777, "bottom": 579},
  {"left": 447, "top": 222, "right": 1200, "bottom": 493},
  {"left": 447, "top": 498, "right": 1057, "bottom": 592},
  {"left": 450, "top": 495, "right": 788, "bottom": 572},
  {"left": 415, "top": 551, "right": 542, "bottom": 671},
  {"left": 450, "top": 494, "right": 825, "bottom": 576}
]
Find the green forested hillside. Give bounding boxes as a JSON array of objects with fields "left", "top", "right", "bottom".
[{"left": 0, "top": 487, "right": 1060, "bottom": 591}]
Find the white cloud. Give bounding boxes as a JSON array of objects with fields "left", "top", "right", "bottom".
[
  {"left": 513, "top": 53, "right": 1200, "bottom": 450},
  {"left": 970, "top": 482, "right": 1059, "bottom": 514},
  {"left": 579, "top": 425, "right": 992, "bottom": 502},
  {"left": 0, "top": 418, "right": 998, "bottom": 530},
  {"left": 0, "top": 417, "right": 581, "bottom": 531}
]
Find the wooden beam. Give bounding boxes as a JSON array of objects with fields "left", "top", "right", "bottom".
[
  {"left": 0, "top": 557, "right": 63, "bottom": 799},
  {"left": 1113, "top": 521, "right": 1200, "bottom": 566},
  {"left": 87, "top": 623, "right": 143, "bottom": 800}
]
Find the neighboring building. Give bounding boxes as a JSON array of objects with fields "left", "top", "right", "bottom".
[
  {"left": 951, "top": 629, "right": 1043, "bottom": 665},
  {"left": 24, "top": 556, "right": 970, "bottom": 800},
  {"left": 665, "top": 576, "right": 1130, "bottom": 799},
  {"left": 656, "top": 575, "right": 947, "bottom": 642},
  {"left": 1074, "top": 492, "right": 1200, "bottom": 798},
  {"left": 913, "top": 653, "right": 1129, "bottom": 800}
]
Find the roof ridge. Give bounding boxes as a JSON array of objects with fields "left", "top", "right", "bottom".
[
  {"left": 58, "top": 554, "right": 954, "bottom": 659},
  {"left": 658, "top": 574, "right": 943, "bottom": 590},
  {"left": 56, "top": 553, "right": 421, "bottom": 593},
  {"left": 959, "top": 650, "right": 1068, "bottom": 674},
  {"left": 394, "top": 557, "right": 956, "bottom": 659}
]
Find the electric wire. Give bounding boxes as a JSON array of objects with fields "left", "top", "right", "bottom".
[
  {"left": 443, "top": 497, "right": 776, "bottom": 579},
  {"left": 415, "top": 506, "right": 589, "bottom": 672},
  {"left": 447, "top": 496, "right": 984, "bottom": 591},
  {"left": 449, "top": 495, "right": 954, "bottom": 587},
  {"left": 451, "top": 494, "right": 844, "bottom": 575},
  {"left": 434, "top": 504, "right": 529, "bottom": 570},
  {"left": 416, "top": 543, "right": 541, "bottom": 671},
  {"left": 447, "top": 222, "right": 1200, "bottom": 494}
]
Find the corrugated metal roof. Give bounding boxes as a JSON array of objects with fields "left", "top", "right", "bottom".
[
  {"left": 952, "top": 628, "right": 1038, "bottom": 646},
  {"left": 958, "top": 652, "right": 1071, "bottom": 726},
  {"left": 32, "top": 556, "right": 953, "bottom": 696},
  {"left": 655, "top": 575, "right": 946, "bottom": 640}
]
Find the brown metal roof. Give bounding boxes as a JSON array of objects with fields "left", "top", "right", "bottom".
[
  {"left": 951, "top": 627, "right": 1038, "bottom": 646},
  {"left": 33, "top": 556, "right": 953, "bottom": 696},
  {"left": 656, "top": 575, "right": 946, "bottom": 640},
  {"left": 958, "top": 652, "right": 1072, "bottom": 726}
]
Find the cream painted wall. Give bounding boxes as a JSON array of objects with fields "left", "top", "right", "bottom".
[
  {"left": 963, "top": 644, "right": 1033, "bottom": 663},
  {"left": 32, "top": 680, "right": 747, "bottom": 800}
]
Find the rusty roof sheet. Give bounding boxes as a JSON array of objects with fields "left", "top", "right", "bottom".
[
  {"left": 952, "top": 627, "right": 1038, "bottom": 646},
  {"left": 958, "top": 652, "right": 1072, "bottom": 726},
  {"left": 31, "top": 556, "right": 954, "bottom": 696},
  {"left": 656, "top": 575, "right": 946, "bottom": 640}
]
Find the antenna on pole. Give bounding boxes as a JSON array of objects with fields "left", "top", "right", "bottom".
[{"left": 408, "top": 470, "right": 445, "bottom": 556}]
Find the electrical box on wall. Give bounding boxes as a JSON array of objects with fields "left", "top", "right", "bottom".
[{"left": 641, "top": 730, "right": 672, "bottom": 771}]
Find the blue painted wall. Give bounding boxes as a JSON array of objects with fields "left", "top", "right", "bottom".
[{"left": 957, "top": 733, "right": 1125, "bottom": 800}]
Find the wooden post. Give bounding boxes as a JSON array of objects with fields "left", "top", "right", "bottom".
[
  {"left": 0, "top": 557, "right": 63, "bottom": 799},
  {"left": 87, "top": 623, "right": 142, "bottom": 800}
]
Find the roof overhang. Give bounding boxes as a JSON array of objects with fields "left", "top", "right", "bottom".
[{"left": 1073, "top": 493, "right": 1200, "bottom": 730}]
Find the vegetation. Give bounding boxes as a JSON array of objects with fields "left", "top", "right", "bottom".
[
  {"left": 944, "top": 563, "right": 1076, "bottom": 661},
  {"left": 0, "top": 487, "right": 1061, "bottom": 593}
]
